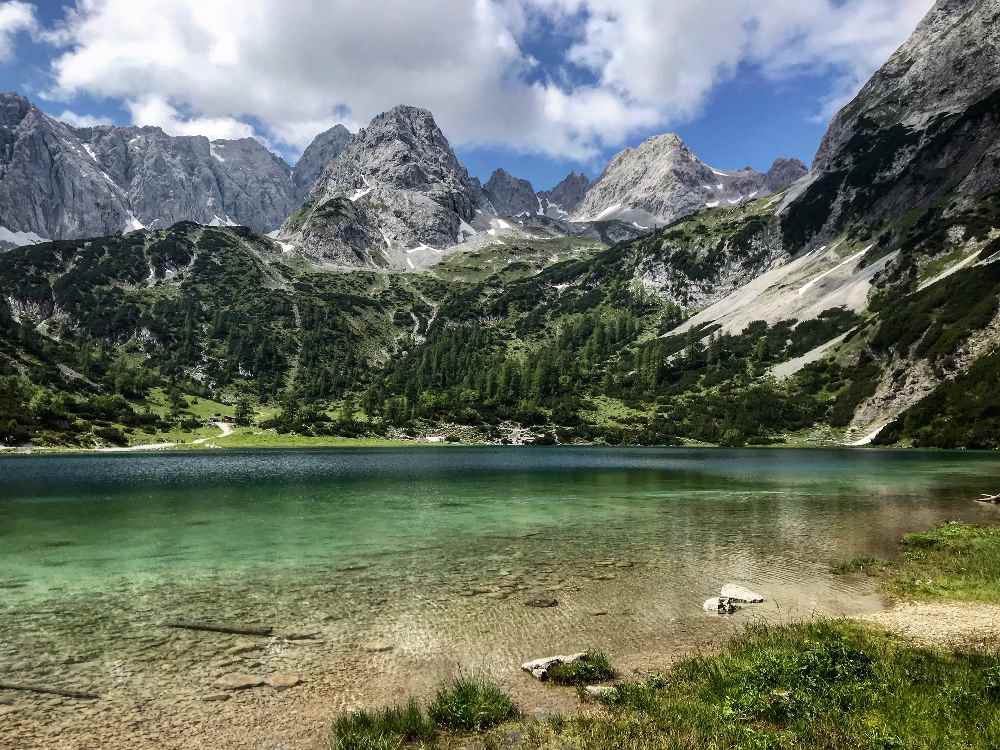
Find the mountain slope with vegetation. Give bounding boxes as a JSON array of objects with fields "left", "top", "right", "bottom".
[{"left": 0, "top": 0, "right": 998, "bottom": 451}]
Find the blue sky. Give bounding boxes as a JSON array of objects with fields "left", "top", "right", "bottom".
[
  {"left": 0, "top": 0, "right": 931, "bottom": 191},
  {"left": 459, "top": 67, "right": 835, "bottom": 189}
]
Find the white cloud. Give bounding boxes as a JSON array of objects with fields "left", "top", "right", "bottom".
[
  {"left": 43, "top": 0, "right": 933, "bottom": 160},
  {"left": 54, "top": 109, "right": 112, "bottom": 127},
  {"left": 126, "top": 95, "right": 260, "bottom": 142},
  {"left": 0, "top": 1, "right": 36, "bottom": 62}
]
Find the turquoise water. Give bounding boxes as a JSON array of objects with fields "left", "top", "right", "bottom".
[
  {"left": 3, "top": 447, "right": 998, "bottom": 597},
  {"left": 2, "top": 447, "right": 999, "bottom": 746}
]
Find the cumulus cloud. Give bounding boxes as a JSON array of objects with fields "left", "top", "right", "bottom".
[
  {"left": 126, "top": 95, "right": 260, "bottom": 142},
  {"left": 42, "top": 0, "right": 932, "bottom": 159},
  {"left": 0, "top": 0, "right": 36, "bottom": 62},
  {"left": 54, "top": 108, "right": 112, "bottom": 127}
]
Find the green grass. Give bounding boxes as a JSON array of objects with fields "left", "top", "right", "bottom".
[
  {"left": 831, "top": 557, "right": 893, "bottom": 576},
  {"left": 330, "top": 677, "right": 518, "bottom": 749},
  {"left": 206, "top": 430, "right": 421, "bottom": 449},
  {"left": 830, "top": 523, "right": 1000, "bottom": 603},
  {"left": 507, "top": 620, "right": 1000, "bottom": 750},
  {"left": 332, "top": 699, "right": 435, "bottom": 750},
  {"left": 891, "top": 523, "right": 1000, "bottom": 603},
  {"left": 546, "top": 651, "right": 615, "bottom": 686},
  {"left": 427, "top": 676, "right": 519, "bottom": 732}
]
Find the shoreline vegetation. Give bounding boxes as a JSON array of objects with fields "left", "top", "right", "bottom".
[
  {"left": 328, "top": 522, "right": 1000, "bottom": 750},
  {"left": 4, "top": 420, "right": 995, "bottom": 454}
]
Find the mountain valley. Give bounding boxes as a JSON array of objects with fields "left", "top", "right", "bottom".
[{"left": 0, "top": 0, "right": 997, "bottom": 452}]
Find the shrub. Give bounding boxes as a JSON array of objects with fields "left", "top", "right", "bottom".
[{"left": 547, "top": 651, "right": 616, "bottom": 686}]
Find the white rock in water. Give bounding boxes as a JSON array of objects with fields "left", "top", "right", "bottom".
[
  {"left": 721, "top": 585, "right": 765, "bottom": 603},
  {"left": 584, "top": 686, "right": 616, "bottom": 699},
  {"left": 703, "top": 597, "right": 739, "bottom": 614}
]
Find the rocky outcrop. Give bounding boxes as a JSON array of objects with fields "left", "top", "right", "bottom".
[
  {"left": 781, "top": 0, "right": 1000, "bottom": 249},
  {"left": 78, "top": 125, "right": 297, "bottom": 233},
  {"left": 484, "top": 168, "right": 539, "bottom": 216},
  {"left": 575, "top": 133, "right": 805, "bottom": 227},
  {"left": 539, "top": 172, "right": 590, "bottom": 218},
  {"left": 281, "top": 105, "right": 486, "bottom": 267},
  {"left": 291, "top": 124, "right": 352, "bottom": 201},
  {"left": 0, "top": 92, "right": 359, "bottom": 243},
  {"left": 1, "top": 93, "right": 134, "bottom": 242}
]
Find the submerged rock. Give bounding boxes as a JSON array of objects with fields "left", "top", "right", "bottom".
[
  {"left": 721, "top": 584, "right": 765, "bottom": 603},
  {"left": 214, "top": 673, "right": 266, "bottom": 690},
  {"left": 524, "top": 597, "right": 559, "bottom": 609},
  {"left": 266, "top": 673, "right": 302, "bottom": 691},
  {"left": 584, "top": 685, "right": 616, "bottom": 700},
  {"left": 202, "top": 693, "right": 231, "bottom": 702},
  {"left": 703, "top": 597, "right": 740, "bottom": 615},
  {"left": 362, "top": 641, "right": 394, "bottom": 653},
  {"left": 521, "top": 653, "right": 587, "bottom": 681}
]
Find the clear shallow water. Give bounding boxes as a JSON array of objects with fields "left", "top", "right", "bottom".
[
  {"left": 3, "top": 447, "right": 999, "bottom": 597},
  {"left": 2, "top": 447, "right": 1000, "bottom": 748}
]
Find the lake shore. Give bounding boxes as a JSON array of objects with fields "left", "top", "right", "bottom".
[{"left": 3, "top": 452, "right": 999, "bottom": 749}]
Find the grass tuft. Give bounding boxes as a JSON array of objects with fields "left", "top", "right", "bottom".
[
  {"left": 331, "top": 699, "right": 434, "bottom": 750},
  {"left": 546, "top": 651, "right": 615, "bottom": 686},
  {"left": 427, "top": 675, "right": 519, "bottom": 732}
]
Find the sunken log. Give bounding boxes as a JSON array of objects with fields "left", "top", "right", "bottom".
[{"left": 165, "top": 621, "right": 273, "bottom": 636}]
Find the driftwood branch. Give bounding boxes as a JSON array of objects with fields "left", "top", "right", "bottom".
[
  {"left": 165, "top": 621, "right": 273, "bottom": 636},
  {"left": 0, "top": 682, "right": 99, "bottom": 700},
  {"left": 978, "top": 494, "right": 1000, "bottom": 504}
]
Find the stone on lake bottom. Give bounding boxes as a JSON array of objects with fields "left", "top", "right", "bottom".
[
  {"left": 362, "top": 641, "right": 394, "bottom": 653},
  {"left": 721, "top": 584, "right": 765, "bottom": 603},
  {"left": 584, "top": 686, "right": 616, "bottom": 699},
  {"left": 214, "top": 673, "right": 266, "bottom": 690},
  {"left": 202, "top": 693, "right": 231, "bottom": 702},
  {"left": 284, "top": 632, "right": 320, "bottom": 641},
  {"left": 704, "top": 597, "right": 740, "bottom": 615},
  {"left": 524, "top": 597, "right": 559, "bottom": 608},
  {"left": 266, "top": 674, "right": 302, "bottom": 691}
]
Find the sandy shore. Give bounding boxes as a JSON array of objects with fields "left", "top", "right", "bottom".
[{"left": 6, "top": 596, "right": 996, "bottom": 750}]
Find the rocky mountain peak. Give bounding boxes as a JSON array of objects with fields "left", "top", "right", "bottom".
[
  {"left": 484, "top": 168, "right": 538, "bottom": 216},
  {"left": 575, "top": 132, "right": 802, "bottom": 227},
  {"left": 764, "top": 158, "right": 808, "bottom": 192},
  {"left": 0, "top": 94, "right": 309, "bottom": 242},
  {"left": 0, "top": 91, "right": 32, "bottom": 130},
  {"left": 782, "top": 0, "right": 1000, "bottom": 248},
  {"left": 538, "top": 171, "right": 590, "bottom": 218},
  {"left": 292, "top": 124, "right": 352, "bottom": 200},
  {"left": 282, "top": 105, "right": 486, "bottom": 267}
]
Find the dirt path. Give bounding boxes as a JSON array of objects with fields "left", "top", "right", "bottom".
[
  {"left": 857, "top": 601, "right": 1000, "bottom": 648},
  {"left": 192, "top": 422, "right": 235, "bottom": 445}
]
